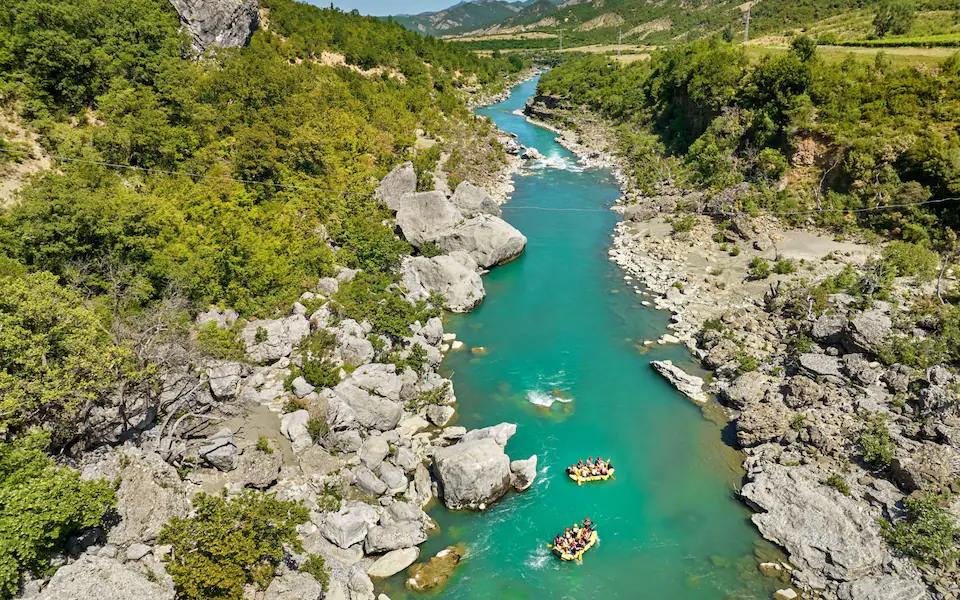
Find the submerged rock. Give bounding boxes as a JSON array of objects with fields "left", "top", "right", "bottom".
[
  {"left": 405, "top": 546, "right": 464, "bottom": 592},
  {"left": 651, "top": 360, "right": 708, "bottom": 403}
]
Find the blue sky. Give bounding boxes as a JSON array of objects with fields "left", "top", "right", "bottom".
[{"left": 321, "top": 0, "right": 457, "bottom": 16}]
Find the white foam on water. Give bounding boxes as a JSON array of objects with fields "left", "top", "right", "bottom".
[{"left": 525, "top": 544, "right": 554, "bottom": 570}]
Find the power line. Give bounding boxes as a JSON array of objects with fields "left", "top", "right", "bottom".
[
  {"left": 4, "top": 147, "right": 959, "bottom": 219},
  {"left": 0, "top": 147, "right": 368, "bottom": 196}
]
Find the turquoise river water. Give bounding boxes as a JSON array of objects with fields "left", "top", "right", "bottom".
[{"left": 382, "top": 76, "right": 781, "bottom": 600}]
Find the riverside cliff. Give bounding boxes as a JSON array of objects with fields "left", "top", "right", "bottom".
[{"left": 524, "top": 90, "right": 960, "bottom": 600}]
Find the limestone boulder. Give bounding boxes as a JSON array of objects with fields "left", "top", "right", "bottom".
[
  {"left": 400, "top": 253, "right": 485, "bottom": 313},
  {"left": 319, "top": 503, "right": 379, "bottom": 549},
  {"left": 241, "top": 315, "right": 311, "bottom": 364},
  {"left": 836, "top": 575, "right": 926, "bottom": 600},
  {"left": 349, "top": 364, "right": 403, "bottom": 402},
  {"left": 843, "top": 311, "right": 892, "bottom": 357},
  {"left": 720, "top": 371, "right": 770, "bottom": 409},
  {"left": 280, "top": 410, "right": 313, "bottom": 454},
  {"left": 354, "top": 466, "right": 388, "bottom": 497},
  {"left": 37, "top": 555, "right": 174, "bottom": 600},
  {"left": 651, "top": 360, "right": 708, "bottom": 403},
  {"left": 798, "top": 353, "right": 843, "bottom": 378},
  {"left": 450, "top": 182, "right": 502, "bottom": 218},
  {"left": 510, "top": 455, "right": 538, "bottom": 491},
  {"left": 375, "top": 162, "right": 417, "bottom": 212},
  {"left": 811, "top": 314, "right": 847, "bottom": 345},
  {"left": 396, "top": 191, "right": 463, "bottom": 247},
  {"left": 459, "top": 422, "right": 516, "bottom": 447},
  {"left": 358, "top": 435, "right": 390, "bottom": 470},
  {"left": 438, "top": 215, "right": 527, "bottom": 269},
  {"left": 334, "top": 382, "right": 403, "bottom": 431},
  {"left": 364, "top": 521, "right": 427, "bottom": 554},
  {"left": 433, "top": 437, "right": 512, "bottom": 510},
  {"left": 890, "top": 441, "right": 956, "bottom": 492},
  {"left": 264, "top": 571, "right": 324, "bottom": 600},
  {"left": 235, "top": 445, "right": 282, "bottom": 489},
  {"left": 741, "top": 465, "right": 887, "bottom": 581},
  {"left": 367, "top": 547, "right": 420, "bottom": 579},
  {"left": 206, "top": 361, "right": 247, "bottom": 399}
]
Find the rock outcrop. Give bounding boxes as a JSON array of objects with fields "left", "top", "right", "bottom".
[
  {"left": 438, "top": 215, "right": 527, "bottom": 269},
  {"left": 396, "top": 191, "right": 463, "bottom": 247},
  {"left": 375, "top": 162, "right": 417, "bottom": 212},
  {"left": 168, "top": 0, "right": 260, "bottom": 55},
  {"left": 400, "top": 252, "right": 485, "bottom": 313},
  {"left": 433, "top": 437, "right": 512, "bottom": 510},
  {"left": 37, "top": 555, "right": 175, "bottom": 600},
  {"left": 651, "top": 360, "right": 708, "bottom": 403},
  {"left": 450, "top": 182, "right": 502, "bottom": 218},
  {"left": 741, "top": 466, "right": 887, "bottom": 583}
]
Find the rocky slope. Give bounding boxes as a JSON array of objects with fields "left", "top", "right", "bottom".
[
  {"left": 523, "top": 95, "right": 960, "bottom": 600},
  {"left": 22, "top": 153, "right": 536, "bottom": 599}
]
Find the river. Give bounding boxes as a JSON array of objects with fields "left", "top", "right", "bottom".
[{"left": 382, "top": 75, "right": 781, "bottom": 599}]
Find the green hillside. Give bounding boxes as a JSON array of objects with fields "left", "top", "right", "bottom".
[{"left": 392, "top": 0, "right": 525, "bottom": 36}]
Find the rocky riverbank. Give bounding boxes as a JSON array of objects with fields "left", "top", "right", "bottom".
[
  {"left": 523, "top": 95, "right": 960, "bottom": 600},
  {"left": 27, "top": 146, "right": 538, "bottom": 600}
]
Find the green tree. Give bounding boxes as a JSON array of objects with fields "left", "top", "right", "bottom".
[
  {"left": 0, "top": 272, "right": 130, "bottom": 437},
  {"left": 881, "top": 492, "right": 958, "bottom": 565},
  {"left": 873, "top": 2, "right": 916, "bottom": 38},
  {"left": 158, "top": 491, "right": 310, "bottom": 600},
  {"left": 0, "top": 431, "right": 116, "bottom": 598}
]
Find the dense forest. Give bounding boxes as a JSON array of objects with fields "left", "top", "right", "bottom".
[
  {"left": 539, "top": 38, "right": 960, "bottom": 242},
  {"left": 0, "top": 0, "right": 523, "bottom": 595}
]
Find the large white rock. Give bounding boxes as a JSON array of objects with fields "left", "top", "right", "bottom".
[
  {"left": 206, "top": 361, "right": 246, "bottom": 399},
  {"left": 264, "top": 571, "right": 324, "bottom": 600},
  {"left": 350, "top": 364, "right": 403, "bottom": 402},
  {"left": 364, "top": 522, "right": 427, "bottom": 554},
  {"left": 375, "top": 162, "right": 417, "bottom": 212},
  {"left": 241, "top": 315, "right": 311, "bottom": 364},
  {"left": 460, "top": 422, "right": 516, "bottom": 447},
  {"left": 280, "top": 410, "right": 313, "bottom": 454},
  {"left": 319, "top": 502, "right": 379, "bottom": 549},
  {"left": 438, "top": 215, "right": 526, "bottom": 269},
  {"left": 741, "top": 465, "right": 887, "bottom": 582},
  {"left": 334, "top": 382, "right": 403, "bottom": 431},
  {"left": 510, "top": 455, "right": 538, "bottom": 491},
  {"left": 396, "top": 191, "right": 463, "bottom": 247},
  {"left": 37, "top": 555, "right": 174, "bottom": 600},
  {"left": 401, "top": 253, "right": 485, "bottom": 313},
  {"left": 169, "top": 0, "right": 259, "bottom": 55},
  {"left": 367, "top": 547, "right": 420, "bottom": 578},
  {"left": 450, "top": 182, "right": 501, "bottom": 218},
  {"left": 651, "top": 360, "right": 708, "bottom": 403},
  {"left": 433, "top": 437, "right": 512, "bottom": 510}
]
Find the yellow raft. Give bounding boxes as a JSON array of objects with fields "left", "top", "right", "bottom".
[
  {"left": 568, "top": 468, "right": 615, "bottom": 486},
  {"left": 552, "top": 530, "right": 599, "bottom": 562}
]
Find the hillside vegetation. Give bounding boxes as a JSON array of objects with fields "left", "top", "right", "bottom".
[
  {"left": 539, "top": 39, "right": 960, "bottom": 239},
  {"left": 448, "top": 0, "right": 960, "bottom": 53},
  {"left": 0, "top": 0, "right": 522, "bottom": 593}
]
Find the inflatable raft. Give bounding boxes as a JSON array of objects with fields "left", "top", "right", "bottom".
[
  {"left": 552, "top": 530, "right": 598, "bottom": 562},
  {"left": 568, "top": 468, "right": 615, "bottom": 486}
]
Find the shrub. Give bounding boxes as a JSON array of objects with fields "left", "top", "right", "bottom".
[
  {"left": 0, "top": 432, "right": 117, "bottom": 598},
  {"left": 416, "top": 381, "right": 451, "bottom": 408},
  {"left": 299, "top": 357, "right": 341, "bottom": 390},
  {"left": 391, "top": 343, "right": 428, "bottom": 376},
  {"left": 736, "top": 352, "right": 760, "bottom": 374},
  {"left": 672, "top": 214, "right": 697, "bottom": 234},
  {"left": 790, "top": 413, "right": 806, "bottom": 431},
  {"left": 702, "top": 317, "right": 724, "bottom": 331},
  {"left": 283, "top": 397, "right": 309, "bottom": 413},
  {"left": 255, "top": 436, "right": 273, "bottom": 455},
  {"left": 773, "top": 259, "right": 796, "bottom": 275},
  {"left": 823, "top": 473, "right": 850, "bottom": 496},
  {"left": 881, "top": 492, "right": 958, "bottom": 565},
  {"left": 419, "top": 241, "right": 444, "bottom": 258},
  {"left": 158, "top": 491, "right": 309, "bottom": 600},
  {"left": 255, "top": 326, "right": 269, "bottom": 345},
  {"left": 300, "top": 554, "right": 330, "bottom": 592},
  {"left": 307, "top": 418, "right": 328, "bottom": 443},
  {"left": 196, "top": 322, "right": 245, "bottom": 361},
  {"left": 730, "top": 246, "right": 741, "bottom": 257},
  {"left": 882, "top": 241, "right": 939, "bottom": 282},
  {"left": 748, "top": 257, "right": 771, "bottom": 280},
  {"left": 860, "top": 413, "right": 894, "bottom": 468}
]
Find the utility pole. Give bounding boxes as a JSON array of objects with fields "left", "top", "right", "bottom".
[
  {"left": 618, "top": 27, "right": 622, "bottom": 58},
  {"left": 743, "top": 7, "right": 751, "bottom": 43},
  {"left": 559, "top": 30, "right": 563, "bottom": 52}
]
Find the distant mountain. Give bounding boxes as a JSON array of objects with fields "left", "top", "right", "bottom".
[{"left": 391, "top": 0, "right": 563, "bottom": 36}]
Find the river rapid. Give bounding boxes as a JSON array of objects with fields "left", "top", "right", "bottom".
[{"left": 382, "top": 76, "right": 781, "bottom": 600}]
